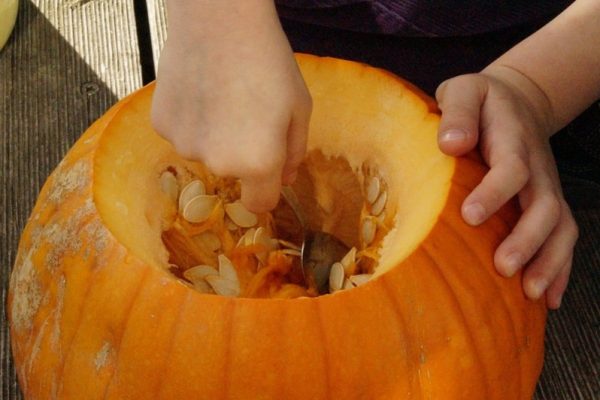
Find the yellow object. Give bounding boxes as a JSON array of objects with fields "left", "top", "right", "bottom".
[{"left": 0, "top": 0, "right": 18, "bottom": 51}]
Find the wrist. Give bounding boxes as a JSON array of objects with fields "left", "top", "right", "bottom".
[
  {"left": 166, "top": 0, "right": 279, "bottom": 42},
  {"left": 482, "top": 64, "right": 557, "bottom": 138}
]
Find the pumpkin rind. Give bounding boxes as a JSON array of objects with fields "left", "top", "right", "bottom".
[{"left": 8, "top": 54, "right": 546, "bottom": 399}]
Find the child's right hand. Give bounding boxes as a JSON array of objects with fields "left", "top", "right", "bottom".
[{"left": 152, "top": 0, "right": 312, "bottom": 213}]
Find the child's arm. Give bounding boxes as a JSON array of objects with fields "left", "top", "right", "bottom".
[
  {"left": 152, "top": 0, "right": 311, "bottom": 212},
  {"left": 436, "top": 0, "right": 600, "bottom": 309}
]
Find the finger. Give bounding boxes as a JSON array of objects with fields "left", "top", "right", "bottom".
[
  {"left": 521, "top": 205, "right": 577, "bottom": 304},
  {"left": 435, "top": 75, "right": 486, "bottom": 156},
  {"left": 544, "top": 255, "right": 572, "bottom": 309},
  {"left": 462, "top": 152, "right": 529, "bottom": 225},
  {"left": 494, "top": 192, "right": 562, "bottom": 277},
  {"left": 282, "top": 102, "right": 310, "bottom": 185},
  {"left": 241, "top": 173, "right": 282, "bottom": 213}
]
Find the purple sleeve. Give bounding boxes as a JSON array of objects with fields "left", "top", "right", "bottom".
[{"left": 276, "top": 0, "right": 573, "bottom": 37}]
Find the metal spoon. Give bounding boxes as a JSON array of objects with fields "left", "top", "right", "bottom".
[{"left": 281, "top": 186, "right": 349, "bottom": 294}]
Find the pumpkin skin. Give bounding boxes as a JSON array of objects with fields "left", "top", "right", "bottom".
[{"left": 8, "top": 54, "right": 546, "bottom": 399}]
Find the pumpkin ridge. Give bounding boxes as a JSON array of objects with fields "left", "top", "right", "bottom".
[
  {"left": 100, "top": 268, "right": 151, "bottom": 400},
  {"left": 314, "top": 300, "right": 333, "bottom": 400},
  {"left": 420, "top": 243, "right": 496, "bottom": 398},
  {"left": 52, "top": 250, "right": 100, "bottom": 398},
  {"left": 24, "top": 203, "right": 103, "bottom": 394},
  {"left": 417, "top": 246, "right": 491, "bottom": 398},
  {"left": 153, "top": 290, "right": 192, "bottom": 400},
  {"left": 438, "top": 215, "right": 514, "bottom": 307},
  {"left": 435, "top": 215, "right": 524, "bottom": 395},
  {"left": 220, "top": 299, "right": 236, "bottom": 400},
  {"left": 437, "top": 213, "right": 521, "bottom": 335},
  {"left": 10, "top": 144, "right": 99, "bottom": 374},
  {"left": 437, "top": 208, "right": 509, "bottom": 290},
  {"left": 21, "top": 216, "right": 95, "bottom": 397},
  {"left": 379, "top": 275, "right": 422, "bottom": 398},
  {"left": 15, "top": 99, "right": 132, "bottom": 398}
]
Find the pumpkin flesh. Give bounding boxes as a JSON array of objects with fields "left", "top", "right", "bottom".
[{"left": 9, "top": 54, "right": 546, "bottom": 399}]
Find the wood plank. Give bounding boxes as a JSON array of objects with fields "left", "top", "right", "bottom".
[
  {"left": 0, "top": 1, "right": 143, "bottom": 398},
  {"left": 146, "top": 0, "right": 166, "bottom": 71}
]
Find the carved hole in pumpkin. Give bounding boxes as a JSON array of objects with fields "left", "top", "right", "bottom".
[{"left": 160, "top": 150, "right": 391, "bottom": 298}]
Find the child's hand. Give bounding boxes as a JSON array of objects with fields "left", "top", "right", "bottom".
[
  {"left": 152, "top": 1, "right": 311, "bottom": 213},
  {"left": 436, "top": 66, "right": 578, "bottom": 309}
]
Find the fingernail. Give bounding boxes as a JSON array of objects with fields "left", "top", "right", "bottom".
[
  {"left": 440, "top": 129, "right": 468, "bottom": 143},
  {"left": 504, "top": 252, "right": 523, "bottom": 277},
  {"left": 554, "top": 293, "right": 563, "bottom": 309},
  {"left": 528, "top": 279, "right": 547, "bottom": 300},
  {"left": 463, "top": 202, "right": 486, "bottom": 225}
]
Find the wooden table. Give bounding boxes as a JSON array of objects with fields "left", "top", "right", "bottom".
[{"left": 1, "top": 1, "right": 598, "bottom": 399}]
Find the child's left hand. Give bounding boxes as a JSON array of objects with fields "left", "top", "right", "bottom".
[{"left": 435, "top": 65, "right": 578, "bottom": 309}]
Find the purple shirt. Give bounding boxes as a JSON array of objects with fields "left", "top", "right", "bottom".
[{"left": 276, "top": 0, "right": 573, "bottom": 37}]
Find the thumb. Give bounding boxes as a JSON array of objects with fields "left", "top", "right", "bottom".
[{"left": 435, "top": 75, "right": 486, "bottom": 156}]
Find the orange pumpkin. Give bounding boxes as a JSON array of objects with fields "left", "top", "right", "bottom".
[{"left": 8, "top": 54, "right": 546, "bottom": 399}]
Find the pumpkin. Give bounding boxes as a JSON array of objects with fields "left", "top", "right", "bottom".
[{"left": 8, "top": 54, "right": 546, "bottom": 399}]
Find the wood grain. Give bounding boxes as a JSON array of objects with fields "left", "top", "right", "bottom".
[
  {"left": 146, "top": 0, "right": 166, "bottom": 71},
  {"left": 0, "top": 1, "right": 142, "bottom": 398}
]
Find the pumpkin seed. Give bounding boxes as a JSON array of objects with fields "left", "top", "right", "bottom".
[
  {"left": 329, "top": 262, "right": 345, "bottom": 293},
  {"left": 340, "top": 247, "right": 357, "bottom": 275},
  {"left": 183, "top": 265, "right": 219, "bottom": 282},
  {"left": 160, "top": 171, "right": 178, "bottom": 202},
  {"left": 218, "top": 254, "right": 238, "bottom": 282},
  {"left": 371, "top": 190, "right": 387, "bottom": 216},
  {"left": 192, "top": 279, "right": 214, "bottom": 294},
  {"left": 280, "top": 248, "right": 302, "bottom": 257},
  {"left": 253, "top": 227, "right": 277, "bottom": 264},
  {"left": 343, "top": 278, "right": 355, "bottom": 290},
  {"left": 340, "top": 247, "right": 357, "bottom": 268},
  {"left": 349, "top": 274, "right": 372, "bottom": 287},
  {"left": 365, "top": 176, "right": 380, "bottom": 204},
  {"left": 278, "top": 239, "right": 301, "bottom": 251},
  {"left": 236, "top": 228, "right": 256, "bottom": 248},
  {"left": 205, "top": 275, "right": 240, "bottom": 297},
  {"left": 179, "top": 180, "right": 206, "bottom": 213},
  {"left": 182, "top": 195, "right": 218, "bottom": 223},
  {"left": 225, "top": 218, "right": 239, "bottom": 231},
  {"left": 257, "top": 229, "right": 280, "bottom": 250},
  {"left": 362, "top": 216, "right": 377, "bottom": 245},
  {"left": 225, "top": 201, "right": 258, "bottom": 228}
]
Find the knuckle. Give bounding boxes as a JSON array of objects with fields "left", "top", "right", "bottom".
[
  {"left": 540, "top": 194, "right": 562, "bottom": 222},
  {"left": 506, "top": 153, "right": 530, "bottom": 184},
  {"left": 299, "top": 91, "right": 313, "bottom": 113},
  {"left": 243, "top": 161, "right": 277, "bottom": 179},
  {"left": 564, "top": 214, "right": 579, "bottom": 241},
  {"left": 481, "top": 185, "right": 505, "bottom": 208},
  {"left": 437, "top": 74, "right": 482, "bottom": 99}
]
